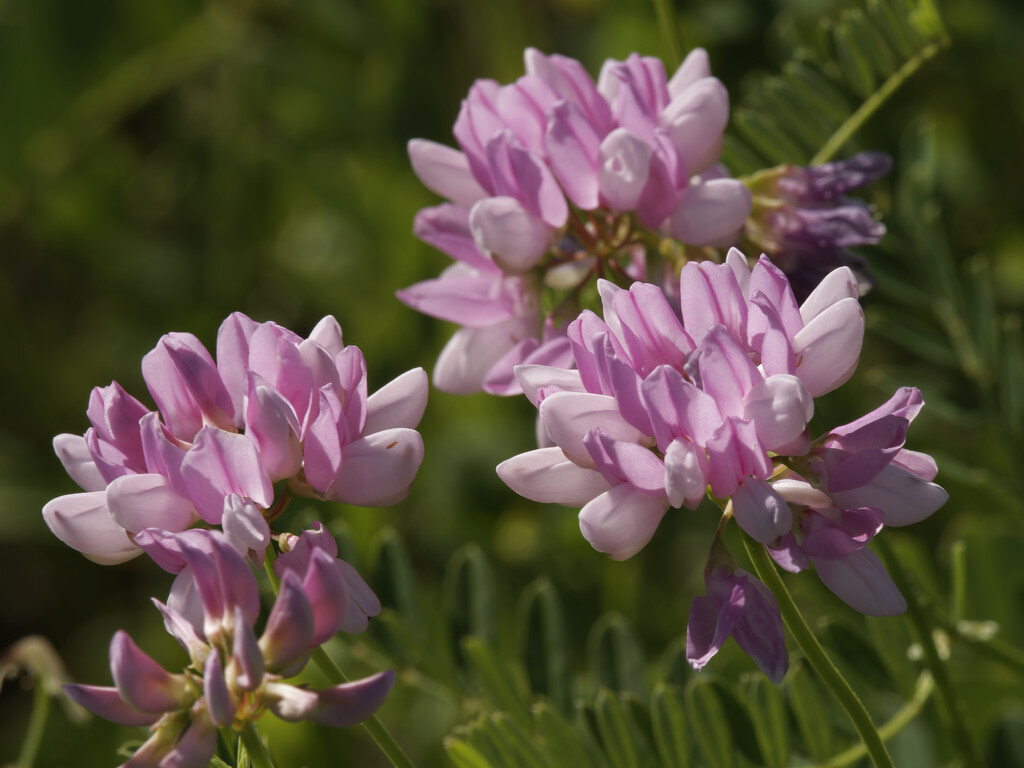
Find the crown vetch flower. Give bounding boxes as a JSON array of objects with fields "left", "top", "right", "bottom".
[
  {"left": 497, "top": 247, "right": 946, "bottom": 679},
  {"left": 43, "top": 313, "right": 428, "bottom": 565},
  {"left": 64, "top": 529, "right": 393, "bottom": 768},
  {"left": 402, "top": 47, "right": 752, "bottom": 395}
]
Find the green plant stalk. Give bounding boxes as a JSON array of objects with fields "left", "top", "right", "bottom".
[
  {"left": 14, "top": 673, "right": 50, "bottom": 768},
  {"left": 743, "top": 539, "right": 894, "bottom": 768},
  {"left": 262, "top": 546, "right": 414, "bottom": 768},
  {"left": 874, "top": 538, "right": 981, "bottom": 768},
  {"left": 811, "top": 37, "right": 950, "bottom": 165},
  {"left": 812, "top": 671, "right": 934, "bottom": 768},
  {"left": 238, "top": 722, "right": 277, "bottom": 768},
  {"left": 651, "top": 0, "right": 682, "bottom": 71},
  {"left": 310, "top": 646, "right": 415, "bottom": 768}
]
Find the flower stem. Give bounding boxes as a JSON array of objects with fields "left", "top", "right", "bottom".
[
  {"left": 651, "top": 0, "right": 681, "bottom": 71},
  {"left": 311, "top": 646, "right": 415, "bottom": 768},
  {"left": 743, "top": 538, "right": 895, "bottom": 768},
  {"left": 14, "top": 672, "right": 50, "bottom": 768},
  {"left": 238, "top": 722, "right": 277, "bottom": 768}
]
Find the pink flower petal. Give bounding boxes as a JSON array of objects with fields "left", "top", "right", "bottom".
[
  {"left": 579, "top": 484, "right": 670, "bottom": 560},
  {"left": 41, "top": 492, "right": 140, "bottom": 565}
]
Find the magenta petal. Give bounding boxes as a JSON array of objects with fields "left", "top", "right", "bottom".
[
  {"left": 545, "top": 100, "right": 601, "bottom": 209},
  {"left": 411, "top": 204, "right": 494, "bottom": 271},
  {"left": 728, "top": 575, "right": 789, "bottom": 683},
  {"left": 62, "top": 684, "right": 158, "bottom": 727},
  {"left": 110, "top": 631, "right": 186, "bottom": 714},
  {"left": 396, "top": 272, "right": 517, "bottom": 326},
  {"left": 245, "top": 375, "right": 303, "bottom": 481},
  {"left": 336, "top": 559, "right": 382, "bottom": 634},
  {"left": 203, "top": 648, "right": 235, "bottom": 728},
  {"left": 584, "top": 431, "right": 666, "bottom": 496},
  {"left": 813, "top": 548, "right": 906, "bottom": 616},
  {"left": 302, "top": 549, "right": 349, "bottom": 645},
  {"left": 161, "top": 712, "right": 218, "bottom": 768},
  {"left": 685, "top": 589, "right": 741, "bottom": 671},
  {"left": 578, "top": 484, "right": 669, "bottom": 560},
  {"left": 303, "top": 388, "right": 344, "bottom": 495},
  {"left": 179, "top": 428, "right": 272, "bottom": 524},
  {"left": 307, "top": 669, "right": 395, "bottom": 728},
  {"left": 41, "top": 492, "right": 140, "bottom": 565},
  {"left": 216, "top": 311, "right": 260, "bottom": 424},
  {"left": 260, "top": 571, "right": 316, "bottom": 672},
  {"left": 231, "top": 606, "right": 265, "bottom": 691},
  {"left": 326, "top": 428, "right": 424, "bottom": 507},
  {"left": 151, "top": 598, "right": 207, "bottom": 664}
]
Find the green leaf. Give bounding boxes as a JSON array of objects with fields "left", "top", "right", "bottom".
[
  {"left": 595, "top": 688, "right": 641, "bottom": 768},
  {"left": 446, "top": 543, "right": 497, "bottom": 647},
  {"left": 819, "top": 616, "right": 902, "bottom": 693},
  {"left": 462, "top": 636, "right": 532, "bottom": 728},
  {"left": 588, "top": 613, "right": 646, "bottom": 698},
  {"left": 518, "top": 577, "right": 570, "bottom": 712},
  {"left": 650, "top": 683, "right": 690, "bottom": 768},
  {"left": 369, "top": 527, "right": 422, "bottom": 662},
  {"left": 445, "top": 738, "right": 496, "bottom": 768},
  {"left": 533, "top": 702, "right": 602, "bottom": 768},
  {"left": 786, "top": 661, "right": 835, "bottom": 763},
  {"left": 684, "top": 677, "right": 734, "bottom": 768},
  {"left": 830, "top": 19, "right": 877, "bottom": 98},
  {"left": 740, "top": 674, "right": 790, "bottom": 768}
]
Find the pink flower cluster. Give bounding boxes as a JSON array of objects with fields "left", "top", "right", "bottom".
[
  {"left": 497, "top": 248, "right": 947, "bottom": 680},
  {"left": 64, "top": 527, "right": 393, "bottom": 767},
  {"left": 399, "top": 48, "right": 752, "bottom": 395},
  {"left": 44, "top": 313, "right": 427, "bottom": 565}
]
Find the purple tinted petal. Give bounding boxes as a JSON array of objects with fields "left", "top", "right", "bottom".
[
  {"left": 110, "top": 631, "right": 186, "bottom": 714},
  {"left": 179, "top": 429, "right": 272, "bottom": 524},
  {"left": 336, "top": 559, "right": 382, "bottom": 634},
  {"left": 203, "top": 648, "right": 235, "bottom": 728},
  {"left": 411, "top": 204, "right": 494, "bottom": 271},
  {"left": 597, "top": 128, "right": 651, "bottom": 212},
  {"left": 408, "top": 138, "right": 487, "bottom": 208},
  {"left": 221, "top": 494, "right": 270, "bottom": 564},
  {"left": 302, "top": 549, "right": 349, "bottom": 645},
  {"left": 732, "top": 477, "right": 792, "bottom": 544},
  {"left": 545, "top": 100, "right": 601, "bottom": 209},
  {"left": 743, "top": 374, "right": 814, "bottom": 454},
  {"left": 813, "top": 548, "right": 906, "bottom": 616},
  {"left": 231, "top": 605, "right": 264, "bottom": 691},
  {"left": 62, "top": 684, "right": 158, "bottom": 727},
  {"left": 307, "top": 669, "right": 395, "bottom": 728},
  {"left": 730, "top": 575, "right": 789, "bottom": 683},
  {"left": 469, "top": 196, "right": 554, "bottom": 273},
  {"left": 260, "top": 571, "right": 316, "bottom": 672},
  {"left": 216, "top": 311, "right": 259, "bottom": 424}
]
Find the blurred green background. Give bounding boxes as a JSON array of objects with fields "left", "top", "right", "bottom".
[{"left": 1, "top": 0, "right": 1023, "bottom": 765}]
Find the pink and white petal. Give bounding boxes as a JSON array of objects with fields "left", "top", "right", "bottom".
[
  {"left": 412, "top": 204, "right": 494, "bottom": 271},
  {"left": 514, "top": 365, "right": 585, "bottom": 407},
  {"left": 396, "top": 273, "right": 517, "bottom": 327},
  {"left": 667, "top": 178, "right": 751, "bottom": 246},
  {"left": 53, "top": 433, "right": 107, "bottom": 492},
  {"left": 110, "top": 631, "right": 187, "bottom": 714},
  {"left": 578, "top": 484, "right": 669, "bottom": 560},
  {"left": 597, "top": 128, "right": 651, "bottom": 212},
  {"left": 42, "top": 492, "right": 141, "bottom": 565},
  {"left": 497, "top": 447, "right": 612, "bottom": 506},
  {"left": 179, "top": 429, "right": 273, "bottom": 524},
  {"left": 770, "top": 477, "right": 832, "bottom": 508},
  {"left": 667, "top": 47, "right": 712, "bottom": 97},
  {"left": 664, "top": 437, "right": 709, "bottom": 508},
  {"left": 539, "top": 391, "right": 648, "bottom": 466},
  {"left": 743, "top": 374, "right": 814, "bottom": 453},
  {"left": 813, "top": 549, "right": 906, "bottom": 616},
  {"left": 660, "top": 77, "right": 729, "bottom": 175},
  {"left": 799, "top": 266, "right": 859, "bottom": 325},
  {"left": 408, "top": 139, "right": 488, "bottom": 208},
  {"left": 106, "top": 473, "right": 197, "bottom": 534},
  {"left": 364, "top": 368, "right": 429, "bottom": 434},
  {"left": 433, "top": 316, "right": 534, "bottom": 395},
  {"left": 469, "top": 196, "right": 554, "bottom": 273},
  {"left": 792, "top": 297, "right": 864, "bottom": 397},
  {"left": 328, "top": 428, "right": 424, "bottom": 507}
]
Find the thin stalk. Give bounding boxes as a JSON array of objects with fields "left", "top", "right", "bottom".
[
  {"left": 651, "top": 0, "right": 681, "bottom": 71},
  {"left": 14, "top": 674, "right": 50, "bottom": 768},
  {"left": 743, "top": 539, "right": 894, "bottom": 768},
  {"left": 238, "top": 722, "right": 277, "bottom": 768},
  {"left": 812, "top": 671, "right": 934, "bottom": 768},
  {"left": 311, "top": 647, "right": 415, "bottom": 768},
  {"left": 810, "top": 37, "right": 950, "bottom": 165},
  {"left": 874, "top": 537, "right": 981, "bottom": 768}
]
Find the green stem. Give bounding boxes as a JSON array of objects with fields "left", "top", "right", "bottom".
[
  {"left": 812, "top": 671, "right": 934, "bottom": 768},
  {"left": 810, "top": 37, "right": 950, "bottom": 165},
  {"left": 651, "top": 0, "right": 682, "bottom": 71},
  {"left": 311, "top": 646, "right": 415, "bottom": 768},
  {"left": 238, "top": 722, "right": 277, "bottom": 768},
  {"left": 14, "top": 673, "right": 50, "bottom": 768},
  {"left": 743, "top": 539, "right": 894, "bottom": 768},
  {"left": 874, "top": 537, "right": 981, "bottom": 768}
]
